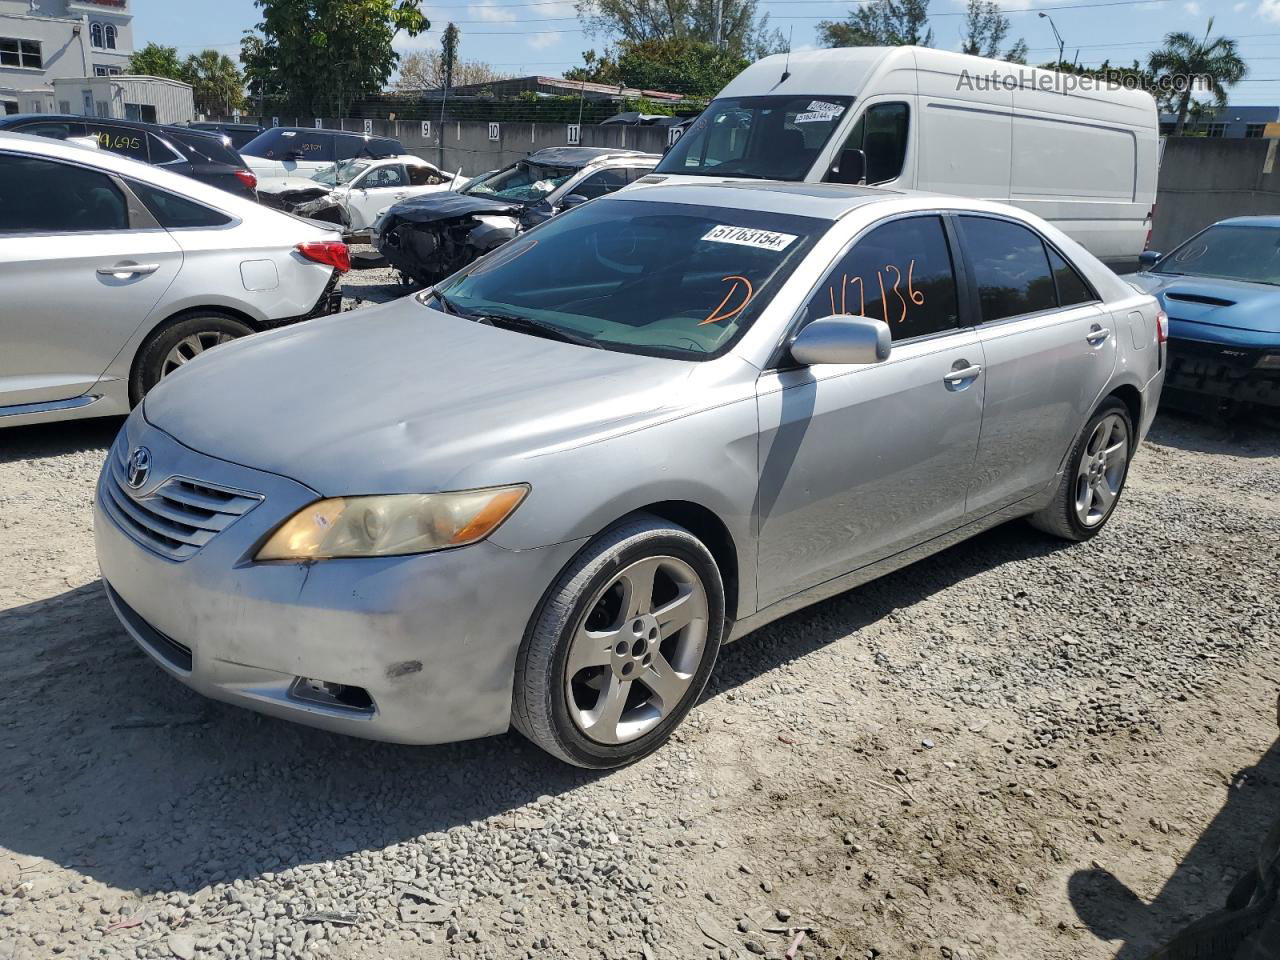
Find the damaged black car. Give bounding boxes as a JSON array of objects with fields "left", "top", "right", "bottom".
[{"left": 373, "top": 146, "right": 659, "bottom": 286}]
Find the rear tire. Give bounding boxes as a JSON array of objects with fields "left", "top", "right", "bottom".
[
  {"left": 130, "top": 313, "right": 254, "bottom": 406},
  {"left": 1029, "top": 397, "right": 1134, "bottom": 541},
  {"left": 512, "top": 514, "right": 725, "bottom": 768}
]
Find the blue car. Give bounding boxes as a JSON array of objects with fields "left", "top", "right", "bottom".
[{"left": 1127, "top": 216, "right": 1280, "bottom": 410}]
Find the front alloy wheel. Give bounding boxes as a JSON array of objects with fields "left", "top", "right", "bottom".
[{"left": 512, "top": 514, "right": 725, "bottom": 768}]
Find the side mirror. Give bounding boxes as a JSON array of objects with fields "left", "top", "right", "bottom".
[
  {"left": 1137, "top": 250, "right": 1161, "bottom": 270},
  {"left": 790, "top": 315, "right": 891, "bottom": 367},
  {"left": 828, "top": 148, "right": 867, "bottom": 186},
  {"left": 559, "top": 193, "right": 590, "bottom": 210}
]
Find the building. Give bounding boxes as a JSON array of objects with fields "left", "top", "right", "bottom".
[
  {"left": 428, "top": 75, "right": 685, "bottom": 103},
  {"left": 0, "top": 0, "right": 134, "bottom": 114},
  {"left": 52, "top": 73, "right": 192, "bottom": 123},
  {"left": 1158, "top": 105, "right": 1280, "bottom": 139}
]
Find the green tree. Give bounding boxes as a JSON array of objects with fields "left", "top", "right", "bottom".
[
  {"left": 818, "top": 0, "right": 932, "bottom": 49},
  {"left": 394, "top": 50, "right": 509, "bottom": 91},
  {"left": 576, "top": 0, "right": 783, "bottom": 60},
  {"left": 566, "top": 39, "right": 744, "bottom": 97},
  {"left": 128, "top": 42, "right": 185, "bottom": 80},
  {"left": 1148, "top": 18, "right": 1247, "bottom": 136},
  {"left": 960, "top": 0, "right": 1026, "bottom": 64},
  {"left": 441, "top": 22, "right": 459, "bottom": 92},
  {"left": 242, "top": 0, "right": 429, "bottom": 116},
  {"left": 183, "top": 50, "right": 246, "bottom": 117}
]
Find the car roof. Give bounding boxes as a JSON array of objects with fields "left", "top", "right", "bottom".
[
  {"left": 527, "top": 146, "right": 657, "bottom": 167},
  {"left": 1216, "top": 216, "right": 1280, "bottom": 228},
  {"left": 0, "top": 113, "right": 176, "bottom": 134},
  {"left": 606, "top": 180, "right": 906, "bottom": 220},
  {"left": 273, "top": 126, "right": 400, "bottom": 141}
]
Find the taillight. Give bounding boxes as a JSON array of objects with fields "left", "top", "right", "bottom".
[
  {"left": 234, "top": 169, "right": 257, "bottom": 191},
  {"left": 1155, "top": 309, "right": 1168, "bottom": 344},
  {"left": 297, "top": 241, "right": 350, "bottom": 274}
]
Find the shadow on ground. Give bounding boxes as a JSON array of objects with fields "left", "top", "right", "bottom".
[{"left": 0, "top": 514, "right": 1068, "bottom": 898}]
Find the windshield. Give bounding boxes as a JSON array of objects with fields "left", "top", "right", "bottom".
[
  {"left": 430, "top": 198, "right": 825, "bottom": 360},
  {"left": 312, "top": 160, "right": 369, "bottom": 186},
  {"left": 463, "top": 159, "right": 576, "bottom": 203},
  {"left": 656, "top": 95, "right": 852, "bottom": 181},
  {"left": 1153, "top": 223, "right": 1280, "bottom": 286}
]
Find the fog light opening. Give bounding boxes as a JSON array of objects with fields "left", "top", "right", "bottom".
[{"left": 290, "top": 677, "right": 374, "bottom": 713}]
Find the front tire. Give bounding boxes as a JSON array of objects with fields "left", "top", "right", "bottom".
[
  {"left": 512, "top": 514, "right": 725, "bottom": 768},
  {"left": 130, "top": 313, "right": 254, "bottom": 406},
  {"left": 1029, "top": 397, "right": 1134, "bottom": 541}
]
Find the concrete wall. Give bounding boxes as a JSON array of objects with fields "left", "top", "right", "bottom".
[
  {"left": 237, "top": 115, "right": 672, "bottom": 176},
  {"left": 1152, "top": 137, "right": 1280, "bottom": 251}
]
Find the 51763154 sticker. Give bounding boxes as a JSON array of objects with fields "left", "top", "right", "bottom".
[{"left": 701, "top": 225, "right": 798, "bottom": 251}]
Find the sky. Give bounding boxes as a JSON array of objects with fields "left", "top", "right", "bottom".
[{"left": 131, "top": 0, "right": 1280, "bottom": 106}]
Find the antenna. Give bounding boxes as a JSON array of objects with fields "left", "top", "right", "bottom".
[{"left": 781, "top": 26, "right": 793, "bottom": 83}]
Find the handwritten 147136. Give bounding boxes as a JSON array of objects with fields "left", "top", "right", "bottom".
[{"left": 825, "top": 260, "right": 925, "bottom": 324}]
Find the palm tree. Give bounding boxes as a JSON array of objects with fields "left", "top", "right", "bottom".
[
  {"left": 1148, "top": 18, "right": 1247, "bottom": 136},
  {"left": 183, "top": 50, "right": 246, "bottom": 119}
]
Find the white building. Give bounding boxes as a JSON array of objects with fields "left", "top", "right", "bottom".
[{"left": 0, "top": 0, "right": 134, "bottom": 114}]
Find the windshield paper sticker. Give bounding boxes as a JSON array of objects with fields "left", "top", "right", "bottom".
[
  {"left": 702, "top": 225, "right": 797, "bottom": 251},
  {"left": 808, "top": 100, "right": 845, "bottom": 116}
]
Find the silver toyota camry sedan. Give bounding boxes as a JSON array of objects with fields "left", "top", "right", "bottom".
[{"left": 95, "top": 182, "right": 1166, "bottom": 768}]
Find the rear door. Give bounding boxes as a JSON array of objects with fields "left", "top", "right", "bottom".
[
  {"left": 957, "top": 215, "right": 1117, "bottom": 515},
  {"left": 0, "top": 152, "right": 182, "bottom": 409}
]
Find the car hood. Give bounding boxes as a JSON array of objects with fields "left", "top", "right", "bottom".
[
  {"left": 1125, "top": 273, "right": 1280, "bottom": 340},
  {"left": 142, "top": 301, "right": 700, "bottom": 496},
  {"left": 383, "top": 192, "right": 524, "bottom": 225}
]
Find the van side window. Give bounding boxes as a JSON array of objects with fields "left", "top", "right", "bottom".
[
  {"left": 805, "top": 215, "right": 960, "bottom": 341},
  {"left": 829, "top": 103, "right": 909, "bottom": 185},
  {"left": 1047, "top": 246, "right": 1097, "bottom": 306},
  {"left": 957, "top": 217, "right": 1057, "bottom": 322}
]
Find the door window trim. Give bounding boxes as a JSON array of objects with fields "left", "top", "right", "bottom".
[
  {"left": 766, "top": 209, "right": 976, "bottom": 370},
  {"left": 949, "top": 212, "right": 1102, "bottom": 329}
]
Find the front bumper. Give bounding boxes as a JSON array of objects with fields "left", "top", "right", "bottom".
[
  {"left": 94, "top": 412, "right": 583, "bottom": 745},
  {"left": 1165, "top": 338, "right": 1280, "bottom": 408}
]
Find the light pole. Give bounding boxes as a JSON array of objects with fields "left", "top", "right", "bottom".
[{"left": 1038, "top": 12, "right": 1065, "bottom": 67}]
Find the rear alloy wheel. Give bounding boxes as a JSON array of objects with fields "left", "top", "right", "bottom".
[
  {"left": 512, "top": 514, "right": 725, "bottom": 768},
  {"left": 130, "top": 314, "right": 253, "bottom": 406},
  {"left": 1029, "top": 398, "right": 1134, "bottom": 541}
]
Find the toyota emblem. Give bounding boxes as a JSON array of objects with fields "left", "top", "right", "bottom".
[{"left": 126, "top": 447, "right": 152, "bottom": 489}]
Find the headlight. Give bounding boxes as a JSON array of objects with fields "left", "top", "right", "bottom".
[{"left": 255, "top": 485, "right": 529, "bottom": 561}]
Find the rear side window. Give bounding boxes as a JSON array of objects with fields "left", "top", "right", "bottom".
[
  {"left": 407, "top": 164, "right": 445, "bottom": 186},
  {"left": 12, "top": 119, "right": 87, "bottom": 139},
  {"left": 87, "top": 123, "right": 147, "bottom": 161},
  {"left": 243, "top": 128, "right": 333, "bottom": 162},
  {"left": 0, "top": 154, "right": 129, "bottom": 233},
  {"left": 128, "top": 180, "right": 232, "bottom": 229},
  {"left": 957, "top": 217, "right": 1057, "bottom": 322},
  {"left": 1048, "top": 247, "right": 1096, "bottom": 306},
  {"left": 147, "top": 134, "right": 185, "bottom": 165},
  {"left": 831, "top": 102, "right": 910, "bottom": 184},
  {"left": 165, "top": 130, "right": 242, "bottom": 166},
  {"left": 805, "top": 215, "right": 960, "bottom": 341}
]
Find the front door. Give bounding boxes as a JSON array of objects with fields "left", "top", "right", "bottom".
[
  {"left": 955, "top": 215, "right": 1119, "bottom": 515},
  {"left": 754, "top": 214, "right": 985, "bottom": 607},
  {"left": 348, "top": 164, "right": 410, "bottom": 231},
  {"left": 0, "top": 152, "right": 182, "bottom": 408}
]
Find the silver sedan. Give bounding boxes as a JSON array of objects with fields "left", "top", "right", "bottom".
[{"left": 95, "top": 182, "right": 1166, "bottom": 768}]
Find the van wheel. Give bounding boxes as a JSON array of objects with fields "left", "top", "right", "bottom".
[
  {"left": 1029, "top": 398, "right": 1134, "bottom": 541},
  {"left": 512, "top": 514, "right": 725, "bottom": 768},
  {"left": 130, "top": 314, "right": 253, "bottom": 406}
]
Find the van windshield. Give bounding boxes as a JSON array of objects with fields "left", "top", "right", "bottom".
[{"left": 656, "top": 95, "right": 852, "bottom": 181}]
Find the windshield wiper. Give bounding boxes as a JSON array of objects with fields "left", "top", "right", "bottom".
[
  {"left": 431, "top": 291, "right": 466, "bottom": 316},
  {"left": 475, "top": 309, "right": 602, "bottom": 349}
]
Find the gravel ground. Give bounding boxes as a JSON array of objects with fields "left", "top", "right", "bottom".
[{"left": 1, "top": 290, "right": 1278, "bottom": 960}]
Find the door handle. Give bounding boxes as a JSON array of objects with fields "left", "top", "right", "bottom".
[
  {"left": 97, "top": 263, "right": 160, "bottom": 278},
  {"left": 943, "top": 363, "right": 982, "bottom": 384},
  {"left": 1086, "top": 326, "right": 1111, "bottom": 346}
]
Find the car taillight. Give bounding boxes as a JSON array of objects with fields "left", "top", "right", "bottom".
[
  {"left": 234, "top": 169, "right": 257, "bottom": 191},
  {"left": 297, "top": 241, "right": 350, "bottom": 274},
  {"left": 1155, "top": 309, "right": 1168, "bottom": 344}
]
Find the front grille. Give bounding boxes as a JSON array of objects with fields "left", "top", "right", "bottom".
[{"left": 101, "top": 439, "right": 263, "bottom": 561}]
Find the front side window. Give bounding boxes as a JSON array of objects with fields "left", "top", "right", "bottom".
[
  {"left": 361, "top": 165, "right": 407, "bottom": 188},
  {"left": 1153, "top": 223, "right": 1280, "bottom": 286},
  {"left": 312, "top": 159, "right": 368, "bottom": 186},
  {"left": 431, "top": 198, "right": 826, "bottom": 360},
  {"left": 0, "top": 154, "right": 129, "bottom": 234},
  {"left": 828, "top": 102, "right": 910, "bottom": 185},
  {"left": 464, "top": 159, "right": 576, "bottom": 204},
  {"left": 656, "top": 95, "right": 852, "bottom": 181},
  {"left": 957, "top": 217, "right": 1057, "bottom": 322},
  {"left": 15, "top": 120, "right": 87, "bottom": 140},
  {"left": 569, "top": 167, "right": 628, "bottom": 200},
  {"left": 805, "top": 215, "right": 960, "bottom": 341},
  {"left": 0, "top": 38, "right": 43, "bottom": 69}
]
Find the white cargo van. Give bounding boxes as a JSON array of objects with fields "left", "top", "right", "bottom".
[{"left": 648, "top": 46, "right": 1159, "bottom": 265}]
